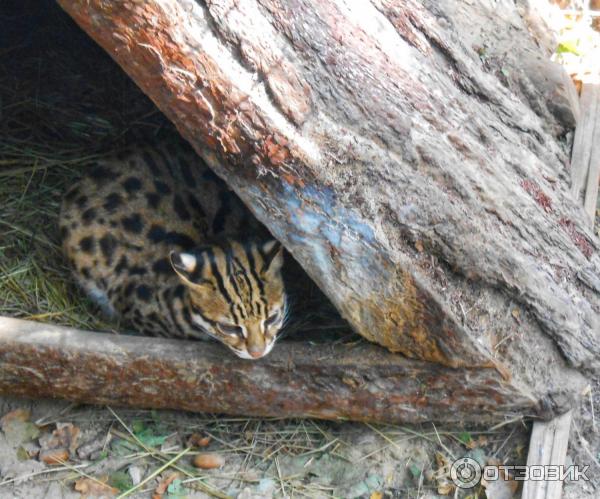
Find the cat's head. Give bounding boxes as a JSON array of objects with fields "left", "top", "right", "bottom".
[{"left": 170, "top": 240, "right": 287, "bottom": 359}]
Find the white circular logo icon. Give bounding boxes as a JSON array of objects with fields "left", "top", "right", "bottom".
[{"left": 450, "top": 457, "right": 482, "bottom": 489}]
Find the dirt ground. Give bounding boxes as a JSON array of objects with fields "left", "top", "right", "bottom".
[
  {"left": 0, "top": 393, "right": 597, "bottom": 498},
  {"left": 0, "top": 395, "right": 528, "bottom": 498}
]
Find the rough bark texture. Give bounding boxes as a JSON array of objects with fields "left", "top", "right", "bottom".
[
  {"left": 54, "top": 0, "right": 599, "bottom": 412},
  {"left": 0, "top": 317, "right": 572, "bottom": 423}
]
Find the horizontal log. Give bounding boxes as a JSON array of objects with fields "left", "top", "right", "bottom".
[{"left": 0, "top": 316, "right": 570, "bottom": 424}]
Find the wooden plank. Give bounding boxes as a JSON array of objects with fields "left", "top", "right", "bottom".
[
  {"left": 521, "top": 410, "right": 573, "bottom": 499},
  {"left": 560, "top": 68, "right": 581, "bottom": 126},
  {"left": 583, "top": 84, "right": 600, "bottom": 226},
  {"left": 0, "top": 316, "right": 550, "bottom": 424},
  {"left": 570, "top": 84, "right": 599, "bottom": 209}
]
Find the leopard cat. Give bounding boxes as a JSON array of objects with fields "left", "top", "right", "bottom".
[{"left": 59, "top": 145, "right": 288, "bottom": 359}]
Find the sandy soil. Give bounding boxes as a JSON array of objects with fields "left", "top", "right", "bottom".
[{"left": 0, "top": 392, "right": 595, "bottom": 499}]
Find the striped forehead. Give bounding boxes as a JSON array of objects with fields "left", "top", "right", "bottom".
[{"left": 211, "top": 243, "right": 268, "bottom": 319}]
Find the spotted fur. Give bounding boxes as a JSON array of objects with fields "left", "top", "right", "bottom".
[{"left": 60, "top": 146, "right": 287, "bottom": 359}]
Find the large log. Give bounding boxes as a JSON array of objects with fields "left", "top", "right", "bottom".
[
  {"left": 0, "top": 317, "right": 567, "bottom": 423},
  {"left": 52, "top": 0, "right": 599, "bottom": 416}
]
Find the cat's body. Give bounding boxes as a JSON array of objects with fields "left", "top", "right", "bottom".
[{"left": 59, "top": 145, "right": 287, "bottom": 359}]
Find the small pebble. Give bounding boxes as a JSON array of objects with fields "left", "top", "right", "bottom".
[{"left": 192, "top": 453, "right": 224, "bottom": 469}]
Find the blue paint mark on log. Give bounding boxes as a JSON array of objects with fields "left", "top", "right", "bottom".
[
  {"left": 241, "top": 181, "right": 384, "bottom": 291},
  {"left": 281, "top": 182, "right": 375, "bottom": 246}
]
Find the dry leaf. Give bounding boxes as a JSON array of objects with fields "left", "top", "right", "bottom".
[
  {"left": 424, "top": 469, "right": 436, "bottom": 482},
  {"left": 435, "top": 452, "right": 449, "bottom": 468},
  {"left": 40, "top": 422, "right": 81, "bottom": 457},
  {"left": 192, "top": 453, "right": 224, "bottom": 469},
  {"left": 466, "top": 436, "right": 488, "bottom": 449},
  {"left": 415, "top": 240, "right": 424, "bottom": 253},
  {"left": 1, "top": 409, "right": 40, "bottom": 446},
  {"left": 155, "top": 471, "right": 181, "bottom": 496},
  {"left": 1, "top": 409, "right": 31, "bottom": 428},
  {"left": 483, "top": 475, "right": 518, "bottom": 499},
  {"left": 187, "top": 433, "right": 210, "bottom": 448},
  {"left": 40, "top": 448, "right": 69, "bottom": 465},
  {"left": 437, "top": 480, "right": 455, "bottom": 495},
  {"left": 370, "top": 492, "right": 383, "bottom": 499},
  {"left": 74, "top": 476, "right": 118, "bottom": 498},
  {"left": 21, "top": 441, "right": 41, "bottom": 459}
]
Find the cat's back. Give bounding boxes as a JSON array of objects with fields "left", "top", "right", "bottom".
[{"left": 59, "top": 145, "right": 257, "bottom": 314}]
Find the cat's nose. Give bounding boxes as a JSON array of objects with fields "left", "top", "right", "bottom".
[{"left": 248, "top": 347, "right": 265, "bottom": 359}]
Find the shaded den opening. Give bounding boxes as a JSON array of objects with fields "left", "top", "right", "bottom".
[{"left": 0, "top": 0, "right": 355, "bottom": 348}]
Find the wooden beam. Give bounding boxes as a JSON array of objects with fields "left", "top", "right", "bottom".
[
  {"left": 582, "top": 84, "right": 600, "bottom": 226},
  {"left": 571, "top": 83, "right": 600, "bottom": 226},
  {"left": 0, "top": 316, "right": 558, "bottom": 424},
  {"left": 521, "top": 411, "right": 573, "bottom": 499}
]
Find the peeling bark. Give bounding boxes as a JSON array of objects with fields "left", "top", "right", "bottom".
[
  {"left": 53, "top": 0, "right": 598, "bottom": 414},
  {"left": 0, "top": 318, "right": 576, "bottom": 423}
]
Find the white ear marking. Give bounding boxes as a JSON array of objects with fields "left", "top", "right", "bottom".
[
  {"left": 261, "top": 240, "right": 283, "bottom": 273},
  {"left": 262, "top": 240, "right": 279, "bottom": 253},
  {"left": 179, "top": 252, "right": 197, "bottom": 272}
]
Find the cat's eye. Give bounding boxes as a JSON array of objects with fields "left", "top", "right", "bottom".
[
  {"left": 219, "top": 324, "right": 244, "bottom": 337},
  {"left": 265, "top": 311, "right": 281, "bottom": 327}
]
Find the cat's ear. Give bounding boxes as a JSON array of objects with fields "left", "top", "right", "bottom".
[
  {"left": 170, "top": 250, "right": 205, "bottom": 285},
  {"left": 261, "top": 240, "right": 284, "bottom": 275}
]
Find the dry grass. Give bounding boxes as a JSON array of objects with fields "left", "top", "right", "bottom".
[
  {"left": 0, "top": 0, "right": 170, "bottom": 331},
  {"left": 0, "top": 142, "right": 108, "bottom": 330}
]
